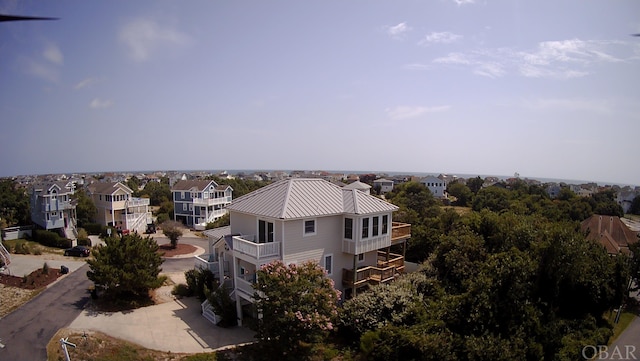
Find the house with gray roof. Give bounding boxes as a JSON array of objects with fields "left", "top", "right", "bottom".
[
  {"left": 30, "top": 181, "right": 78, "bottom": 240},
  {"left": 200, "top": 178, "right": 411, "bottom": 326},
  {"left": 87, "top": 181, "right": 152, "bottom": 234},
  {"left": 171, "top": 180, "right": 233, "bottom": 230}
]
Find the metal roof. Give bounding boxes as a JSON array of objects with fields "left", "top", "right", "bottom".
[
  {"left": 171, "top": 179, "right": 217, "bottom": 192},
  {"left": 87, "top": 181, "right": 132, "bottom": 195},
  {"left": 227, "top": 178, "right": 398, "bottom": 219}
]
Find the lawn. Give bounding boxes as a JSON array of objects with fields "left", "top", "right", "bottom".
[{"left": 2, "top": 238, "right": 66, "bottom": 256}]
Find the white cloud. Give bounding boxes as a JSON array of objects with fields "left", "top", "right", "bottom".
[
  {"left": 386, "top": 22, "right": 411, "bottom": 39},
  {"left": 75, "top": 77, "right": 100, "bottom": 89},
  {"left": 429, "top": 38, "right": 631, "bottom": 79},
  {"left": 403, "top": 63, "right": 431, "bottom": 70},
  {"left": 452, "top": 0, "right": 476, "bottom": 5},
  {"left": 24, "top": 58, "right": 59, "bottom": 82},
  {"left": 119, "top": 18, "right": 192, "bottom": 62},
  {"left": 90, "top": 98, "right": 113, "bottom": 109},
  {"left": 419, "top": 31, "right": 462, "bottom": 46},
  {"left": 43, "top": 43, "right": 63, "bottom": 65},
  {"left": 386, "top": 105, "right": 450, "bottom": 120}
]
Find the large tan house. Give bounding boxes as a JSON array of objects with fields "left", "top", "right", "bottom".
[
  {"left": 87, "top": 182, "right": 152, "bottom": 234},
  {"left": 199, "top": 178, "right": 411, "bottom": 325}
]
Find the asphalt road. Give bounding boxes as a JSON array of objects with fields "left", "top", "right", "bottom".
[{"left": 0, "top": 264, "right": 92, "bottom": 361}]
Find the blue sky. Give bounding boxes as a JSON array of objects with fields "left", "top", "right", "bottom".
[{"left": 1, "top": 1, "right": 639, "bottom": 185}]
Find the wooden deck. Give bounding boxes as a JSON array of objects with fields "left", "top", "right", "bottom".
[{"left": 342, "top": 252, "right": 405, "bottom": 289}]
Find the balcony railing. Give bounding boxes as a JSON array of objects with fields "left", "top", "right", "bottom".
[
  {"left": 343, "top": 252, "right": 405, "bottom": 289},
  {"left": 342, "top": 265, "right": 397, "bottom": 288},
  {"left": 42, "top": 200, "right": 73, "bottom": 212},
  {"left": 233, "top": 235, "right": 281, "bottom": 260},
  {"left": 194, "top": 253, "right": 219, "bottom": 274},
  {"left": 391, "top": 222, "right": 411, "bottom": 243},
  {"left": 236, "top": 274, "right": 255, "bottom": 297},
  {"left": 127, "top": 197, "right": 150, "bottom": 208},
  {"left": 192, "top": 196, "right": 232, "bottom": 206}
]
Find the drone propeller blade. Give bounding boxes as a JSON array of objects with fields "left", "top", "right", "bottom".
[{"left": 0, "top": 14, "right": 58, "bottom": 22}]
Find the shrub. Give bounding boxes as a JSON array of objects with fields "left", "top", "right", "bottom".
[
  {"left": 172, "top": 283, "right": 192, "bottom": 298},
  {"left": 83, "top": 223, "right": 104, "bottom": 235},
  {"left": 32, "top": 247, "right": 42, "bottom": 255},
  {"left": 185, "top": 268, "right": 217, "bottom": 300},
  {"left": 77, "top": 228, "right": 90, "bottom": 242},
  {"left": 33, "top": 229, "right": 71, "bottom": 248},
  {"left": 156, "top": 213, "right": 170, "bottom": 224},
  {"left": 42, "top": 262, "right": 49, "bottom": 275},
  {"left": 13, "top": 241, "right": 31, "bottom": 254},
  {"left": 206, "top": 283, "right": 237, "bottom": 327}
]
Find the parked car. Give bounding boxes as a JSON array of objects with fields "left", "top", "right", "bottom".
[{"left": 64, "top": 245, "right": 90, "bottom": 257}]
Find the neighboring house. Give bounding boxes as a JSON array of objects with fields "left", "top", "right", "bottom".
[
  {"left": 372, "top": 178, "right": 394, "bottom": 194},
  {"left": 581, "top": 214, "right": 639, "bottom": 255},
  {"left": 546, "top": 183, "right": 562, "bottom": 199},
  {"left": 87, "top": 182, "right": 152, "bottom": 234},
  {"left": 172, "top": 180, "right": 233, "bottom": 230},
  {"left": 30, "top": 181, "right": 78, "bottom": 240},
  {"left": 616, "top": 188, "right": 639, "bottom": 214},
  {"left": 420, "top": 176, "right": 448, "bottom": 199},
  {"left": 198, "top": 178, "right": 411, "bottom": 326},
  {"left": 343, "top": 180, "right": 372, "bottom": 195}
]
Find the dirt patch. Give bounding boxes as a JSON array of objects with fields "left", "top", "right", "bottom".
[
  {"left": 0, "top": 267, "right": 62, "bottom": 289},
  {"left": 158, "top": 243, "right": 197, "bottom": 258},
  {"left": 0, "top": 284, "right": 39, "bottom": 317}
]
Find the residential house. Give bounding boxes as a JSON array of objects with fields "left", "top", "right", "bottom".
[
  {"left": 343, "top": 180, "right": 372, "bottom": 195},
  {"left": 172, "top": 180, "right": 233, "bottom": 230},
  {"left": 616, "top": 188, "right": 639, "bottom": 214},
  {"left": 420, "top": 176, "right": 448, "bottom": 199},
  {"left": 581, "top": 214, "right": 638, "bottom": 255},
  {"left": 372, "top": 178, "right": 394, "bottom": 194},
  {"left": 30, "top": 181, "right": 78, "bottom": 240},
  {"left": 87, "top": 182, "right": 152, "bottom": 234},
  {"left": 198, "top": 178, "right": 411, "bottom": 326}
]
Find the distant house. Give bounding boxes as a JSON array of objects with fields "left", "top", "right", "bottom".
[
  {"left": 420, "top": 176, "right": 448, "bottom": 199},
  {"left": 172, "top": 180, "right": 233, "bottom": 230},
  {"left": 87, "top": 182, "right": 152, "bottom": 234},
  {"left": 616, "top": 188, "right": 639, "bottom": 214},
  {"left": 198, "top": 178, "right": 411, "bottom": 326},
  {"left": 546, "top": 184, "right": 562, "bottom": 199},
  {"left": 343, "top": 180, "right": 372, "bottom": 195},
  {"left": 581, "top": 215, "right": 638, "bottom": 255},
  {"left": 30, "top": 181, "right": 78, "bottom": 240},
  {"left": 373, "top": 178, "right": 394, "bottom": 194}
]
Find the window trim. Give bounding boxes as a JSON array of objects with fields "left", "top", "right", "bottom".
[
  {"left": 357, "top": 253, "right": 365, "bottom": 263},
  {"left": 303, "top": 219, "right": 317, "bottom": 236},
  {"left": 344, "top": 217, "right": 353, "bottom": 240},
  {"left": 362, "top": 218, "right": 370, "bottom": 239}
]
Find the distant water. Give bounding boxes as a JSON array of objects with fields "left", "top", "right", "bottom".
[{"left": 211, "top": 169, "right": 636, "bottom": 187}]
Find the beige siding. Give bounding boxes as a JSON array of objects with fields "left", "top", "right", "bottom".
[{"left": 230, "top": 212, "right": 257, "bottom": 236}]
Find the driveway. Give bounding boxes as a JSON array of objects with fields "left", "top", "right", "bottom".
[{"left": 0, "top": 263, "right": 92, "bottom": 361}]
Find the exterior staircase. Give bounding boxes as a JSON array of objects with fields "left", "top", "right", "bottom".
[
  {"left": 201, "top": 299, "right": 220, "bottom": 325},
  {"left": 0, "top": 240, "right": 11, "bottom": 272}
]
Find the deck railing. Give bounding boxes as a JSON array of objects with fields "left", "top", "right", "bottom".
[
  {"left": 342, "top": 265, "right": 397, "bottom": 288},
  {"left": 233, "top": 235, "right": 281, "bottom": 260},
  {"left": 391, "top": 222, "right": 411, "bottom": 242}
]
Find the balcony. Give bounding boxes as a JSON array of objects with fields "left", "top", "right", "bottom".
[
  {"left": 342, "top": 222, "right": 411, "bottom": 255},
  {"left": 342, "top": 251, "right": 405, "bottom": 289},
  {"left": 192, "top": 196, "right": 232, "bottom": 207},
  {"left": 42, "top": 200, "right": 73, "bottom": 212},
  {"left": 127, "top": 197, "right": 150, "bottom": 208},
  {"left": 232, "top": 235, "right": 281, "bottom": 261},
  {"left": 391, "top": 222, "right": 411, "bottom": 244}
]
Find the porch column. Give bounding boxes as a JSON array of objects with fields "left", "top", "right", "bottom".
[
  {"left": 218, "top": 251, "right": 224, "bottom": 281},
  {"left": 352, "top": 254, "right": 357, "bottom": 298},
  {"left": 236, "top": 292, "right": 243, "bottom": 327}
]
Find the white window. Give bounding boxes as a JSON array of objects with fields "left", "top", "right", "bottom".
[
  {"left": 323, "top": 254, "right": 333, "bottom": 276},
  {"left": 362, "top": 218, "right": 369, "bottom": 238},
  {"left": 304, "top": 219, "right": 316, "bottom": 236},
  {"left": 357, "top": 253, "right": 365, "bottom": 263},
  {"left": 182, "top": 203, "right": 187, "bottom": 211}
]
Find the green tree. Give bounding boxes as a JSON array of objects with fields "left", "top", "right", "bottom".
[
  {"left": 590, "top": 189, "right": 623, "bottom": 217},
  {"left": 253, "top": 260, "right": 340, "bottom": 359},
  {"left": 125, "top": 176, "right": 141, "bottom": 193},
  {"left": 467, "top": 176, "right": 484, "bottom": 194},
  {"left": 86, "top": 233, "right": 164, "bottom": 299},
  {"left": 161, "top": 220, "right": 183, "bottom": 249},
  {"left": 629, "top": 241, "right": 640, "bottom": 292},
  {"left": 447, "top": 182, "right": 473, "bottom": 207},
  {"left": 472, "top": 186, "right": 511, "bottom": 213},
  {"left": 0, "top": 179, "right": 30, "bottom": 226},
  {"left": 206, "top": 212, "right": 229, "bottom": 229},
  {"left": 138, "top": 180, "right": 171, "bottom": 206},
  {"left": 73, "top": 188, "right": 97, "bottom": 227}
]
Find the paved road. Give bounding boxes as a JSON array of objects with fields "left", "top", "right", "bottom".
[
  {"left": 0, "top": 264, "right": 92, "bottom": 361},
  {"left": 607, "top": 314, "right": 640, "bottom": 360}
]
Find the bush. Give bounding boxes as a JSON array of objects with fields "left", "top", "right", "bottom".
[
  {"left": 172, "top": 283, "right": 192, "bottom": 298},
  {"left": 83, "top": 223, "right": 104, "bottom": 235},
  {"left": 156, "top": 213, "right": 170, "bottom": 224},
  {"left": 42, "top": 262, "right": 49, "bottom": 275},
  {"left": 77, "top": 228, "right": 90, "bottom": 243},
  {"left": 33, "top": 229, "right": 71, "bottom": 249},
  {"left": 185, "top": 268, "right": 217, "bottom": 300},
  {"left": 206, "top": 283, "right": 237, "bottom": 327},
  {"left": 13, "top": 241, "right": 31, "bottom": 254}
]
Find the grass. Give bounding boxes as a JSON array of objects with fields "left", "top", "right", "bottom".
[
  {"left": 610, "top": 311, "right": 637, "bottom": 344},
  {"left": 441, "top": 205, "right": 473, "bottom": 216},
  {"left": 47, "top": 329, "right": 230, "bottom": 361},
  {"left": 3, "top": 238, "right": 66, "bottom": 256}
]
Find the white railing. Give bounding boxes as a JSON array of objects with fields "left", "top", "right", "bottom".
[
  {"left": 192, "top": 197, "right": 232, "bottom": 207},
  {"left": 342, "top": 234, "right": 391, "bottom": 254},
  {"left": 233, "top": 235, "right": 281, "bottom": 260},
  {"left": 236, "top": 276, "right": 255, "bottom": 297},
  {"left": 42, "top": 200, "right": 73, "bottom": 212},
  {"left": 0, "top": 241, "right": 11, "bottom": 268},
  {"left": 127, "top": 197, "right": 150, "bottom": 208},
  {"left": 194, "top": 254, "right": 220, "bottom": 275}
]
